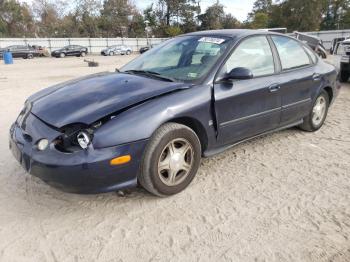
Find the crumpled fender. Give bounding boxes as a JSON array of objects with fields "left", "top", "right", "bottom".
[{"left": 92, "top": 85, "right": 213, "bottom": 149}]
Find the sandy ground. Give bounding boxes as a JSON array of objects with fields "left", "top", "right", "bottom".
[{"left": 0, "top": 55, "right": 349, "bottom": 262}]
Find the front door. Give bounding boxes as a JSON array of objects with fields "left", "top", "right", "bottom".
[{"left": 214, "top": 35, "right": 281, "bottom": 146}]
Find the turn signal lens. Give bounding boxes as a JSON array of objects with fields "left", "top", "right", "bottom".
[{"left": 110, "top": 155, "right": 131, "bottom": 166}]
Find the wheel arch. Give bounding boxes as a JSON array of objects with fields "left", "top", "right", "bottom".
[
  {"left": 165, "top": 117, "right": 208, "bottom": 153},
  {"left": 323, "top": 86, "right": 333, "bottom": 103}
]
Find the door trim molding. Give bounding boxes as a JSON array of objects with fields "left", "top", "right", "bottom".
[
  {"left": 204, "top": 119, "right": 303, "bottom": 157},
  {"left": 220, "top": 107, "right": 281, "bottom": 127},
  {"left": 282, "top": 98, "right": 311, "bottom": 109}
]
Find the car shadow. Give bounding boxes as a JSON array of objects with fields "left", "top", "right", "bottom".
[{"left": 6, "top": 126, "right": 303, "bottom": 221}]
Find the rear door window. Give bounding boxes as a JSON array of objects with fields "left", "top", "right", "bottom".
[{"left": 272, "top": 36, "right": 311, "bottom": 70}]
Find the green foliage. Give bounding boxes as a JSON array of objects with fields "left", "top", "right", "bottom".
[
  {"left": 320, "top": 0, "right": 350, "bottom": 30},
  {"left": 164, "top": 25, "right": 182, "bottom": 36},
  {"left": 0, "top": 0, "right": 35, "bottom": 37},
  {"left": 0, "top": 0, "right": 349, "bottom": 38},
  {"left": 250, "top": 12, "right": 269, "bottom": 28},
  {"left": 198, "top": 2, "right": 241, "bottom": 30}
]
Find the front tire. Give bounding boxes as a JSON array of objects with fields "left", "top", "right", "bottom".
[
  {"left": 139, "top": 123, "right": 201, "bottom": 197},
  {"left": 299, "top": 90, "right": 329, "bottom": 132},
  {"left": 60, "top": 53, "right": 65, "bottom": 58}
]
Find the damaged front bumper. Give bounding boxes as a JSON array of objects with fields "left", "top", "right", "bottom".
[{"left": 9, "top": 113, "right": 148, "bottom": 194}]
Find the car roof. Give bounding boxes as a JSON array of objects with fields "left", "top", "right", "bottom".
[{"left": 183, "top": 29, "right": 280, "bottom": 39}]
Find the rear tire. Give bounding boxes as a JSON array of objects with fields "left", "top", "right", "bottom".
[
  {"left": 139, "top": 123, "right": 201, "bottom": 197},
  {"left": 80, "top": 52, "right": 86, "bottom": 57},
  {"left": 126, "top": 50, "right": 131, "bottom": 55},
  {"left": 299, "top": 90, "right": 329, "bottom": 132}
]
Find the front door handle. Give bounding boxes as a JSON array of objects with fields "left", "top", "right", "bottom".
[
  {"left": 313, "top": 73, "right": 321, "bottom": 81},
  {"left": 268, "top": 84, "right": 281, "bottom": 93}
]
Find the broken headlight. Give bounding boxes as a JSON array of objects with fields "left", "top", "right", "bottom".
[{"left": 54, "top": 121, "right": 101, "bottom": 152}]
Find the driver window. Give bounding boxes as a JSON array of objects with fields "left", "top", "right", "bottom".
[
  {"left": 141, "top": 44, "right": 183, "bottom": 69},
  {"left": 223, "top": 36, "right": 275, "bottom": 77}
]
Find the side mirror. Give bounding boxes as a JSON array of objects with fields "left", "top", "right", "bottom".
[{"left": 225, "top": 67, "right": 253, "bottom": 81}]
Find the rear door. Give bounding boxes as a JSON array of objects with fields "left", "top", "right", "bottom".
[
  {"left": 214, "top": 35, "right": 282, "bottom": 146},
  {"left": 270, "top": 35, "right": 317, "bottom": 126}
]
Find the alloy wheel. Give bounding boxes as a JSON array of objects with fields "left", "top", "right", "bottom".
[
  {"left": 157, "top": 138, "right": 194, "bottom": 186},
  {"left": 312, "top": 96, "right": 327, "bottom": 126}
]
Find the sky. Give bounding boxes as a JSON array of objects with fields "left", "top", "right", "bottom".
[{"left": 136, "top": 0, "right": 255, "bottom": 22}]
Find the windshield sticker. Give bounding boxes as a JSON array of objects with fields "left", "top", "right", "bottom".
[
  {"left": 198, "top": 37, "right": 225, "bottom": 45},
  {"left": 188, "top": 72, "right": 198, "bottom": 78}
]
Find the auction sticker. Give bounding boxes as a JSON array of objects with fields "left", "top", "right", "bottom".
[{"left": 198, "top": 37, "right": 225, "bottom": 44}]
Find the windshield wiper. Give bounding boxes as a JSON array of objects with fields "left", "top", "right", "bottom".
[{"left": 123, "top": 70, "right": 176, "bottom": 82}]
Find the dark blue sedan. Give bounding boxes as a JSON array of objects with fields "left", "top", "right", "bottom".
[{"left": 9, "top": 30, "right": 340, "bottom": 196}]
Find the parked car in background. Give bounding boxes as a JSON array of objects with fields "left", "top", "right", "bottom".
[
  {"left": 333, "top": 38, "right": 350, "bottom": 82},
  {"left": 139, "top": 44, "right": 155, "bottom": 54},
  {"left": 330, "top": 37, "right": 346, "bottom": 54},
  {"left": 31, "top": 45, "right": 50, "bottom": 57},
  {"left": 294, "top": 32, "right": 327, "bottom": 58},
  {"left": 9, "top": 30, "right": 339, "bottom": 196},
  {"left": 0, "top": 45, "right": 40, "bottom": 59},
  {"left": 101, "top": 45, "right": 132, "bottom": 56},
  {"left": 51, "top": 45, "right": 88, "bottom": 58}
]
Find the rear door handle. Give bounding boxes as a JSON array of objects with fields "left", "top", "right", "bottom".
[
  {"left": 268, "top": 84, "right": 281, "bottom": 93},
  {"left": 313, "top": 73, "right": 321, "bottom": 81}
]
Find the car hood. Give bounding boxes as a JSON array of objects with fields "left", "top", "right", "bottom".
[{"left": 28, "top": 72, "right": 189, "bottom": 128}]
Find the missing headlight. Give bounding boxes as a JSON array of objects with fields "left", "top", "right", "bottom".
[
  {"left": 77, "top": 131, "right": 91, "bottom": 149},
  {"left": 54, "top": 121, "right": 102, "bottom": 153}
]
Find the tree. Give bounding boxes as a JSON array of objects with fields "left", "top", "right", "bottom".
[
  {"left": 99, "top": 0, "right": 138, "bottom": 37},
  {"left": 250, "top": 12, "right": 269, "bottom": 28},
  {"left": 0, "top": 0, "right": 35, "bottom": 37},
  {"left": 153, "top": 0, "right": 200, "bottom": 36},
  {"left": 198, "top": 2, "right": 225, "bottom": 30},
  {"left": 246, "top": 0, "right": 272, "bottom": 28},
  {"left": 222, "top": 14, "right": 241, "bottom": 29},
  {"left": 164, "top": 25, "right": 182, "bottom": 36},
  {"left": 320, "top": 0, "right": 350, "bottom": 30},
  {"left": 252, "top": 0, "right": 272, "bottom": 13},
  {"left": 199, "top": 2, "right": 240, "bottom": 30},
  {"left": 278, "top": 0, "right": 324, "bottom": 31},
  {"left": 32, "top": 0, "right": 67, "bottom": 37},
  {"left": 74, "top": 0, "right": 102, "bottom": 37}
]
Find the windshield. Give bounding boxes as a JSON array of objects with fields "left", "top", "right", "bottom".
[{"left": 121, "top": 36, "right": 231, "bottom": 82}]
